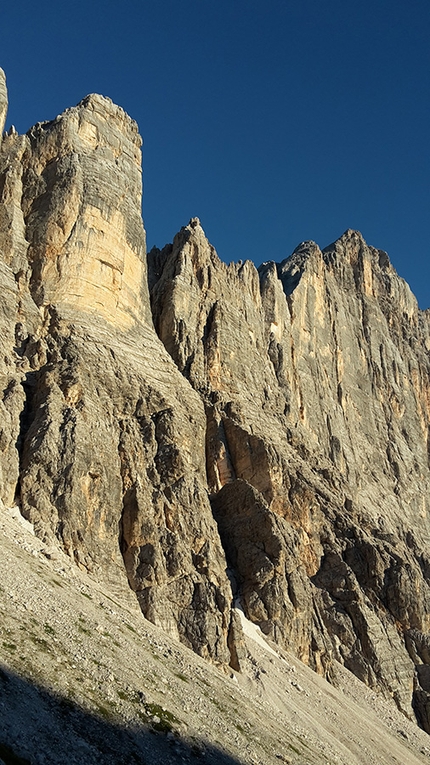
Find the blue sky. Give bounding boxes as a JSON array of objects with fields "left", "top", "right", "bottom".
[{"left": 2, "top": 0, "right": 430, "bottom": 306}]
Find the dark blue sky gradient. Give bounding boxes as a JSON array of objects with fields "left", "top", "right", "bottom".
[{"left": 2, "top": 0, "right": 430, "bottom": 306}]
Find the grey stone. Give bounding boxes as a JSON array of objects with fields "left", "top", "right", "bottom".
[
  {"left": 0, "top": 68, "right": 7, "bottom": 142},
  {"left": 0, "top": 91, "right": 235, "bottom": 666},
  {"left": 149, "top": 219, "right": 430, "bottom": 722},
  {"left": 1, "top": 73, "right": 430, "bottom": 733}
]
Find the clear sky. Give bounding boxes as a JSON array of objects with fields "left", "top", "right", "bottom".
[{"left": 2, "top": 0, "right": 430, "bottom": 306}]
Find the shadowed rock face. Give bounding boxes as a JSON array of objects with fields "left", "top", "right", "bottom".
[
  {"left": 1, "top": 71, "right": 430, "bottom": 730},
  {"left": 149, "top": 219, "right": 430, "bottom": 726}
]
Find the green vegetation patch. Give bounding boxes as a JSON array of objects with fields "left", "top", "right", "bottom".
[
  {"left": 116, "top": 687, "right": 142, "bottom": 704},
  {"left": 2, "top": 642, "right": 17, "bottom": 652},
  {"left": 142, "top": 702, "right": 179, "bottom": 734},
  {"left": 209, "top": 697, "right": 228, "bottom": 714},
  {"left": 28, "top": 635, "right": 49, "bottom": 652},
  {"left": 96, "top": 704, "right": 113, "bottom": 720}
]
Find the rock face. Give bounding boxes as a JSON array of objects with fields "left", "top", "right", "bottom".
[
  {"left": 1, "top": 71, "right": 430, "bottom": 731},
  {"left": 0, "top": 76, "right": 233, "bottom": 664},
  {"left": 149, "top": 219, "right": 430, "bottom": 727},
  {"left": 0, "top": 68, "right": 7, "bottom": 140}
]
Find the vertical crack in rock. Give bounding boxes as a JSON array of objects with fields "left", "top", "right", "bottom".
[
  {"left": 14, "top": 368, "right": 37, "bottom": 505},
  {"left": 116, "top": 395, "right": 234, "bottom": 665},
  {"left": 205, "top": 406, "right": 236, "bottom": 493}
]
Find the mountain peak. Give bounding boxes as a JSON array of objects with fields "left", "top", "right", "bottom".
[
  {"left": 1, "top": 76, "right": 430, "bottom": 748},
  {"left": 0, "top": 66, "right": 7, "bottom": 141}
]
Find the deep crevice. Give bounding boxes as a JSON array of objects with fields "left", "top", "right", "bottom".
[{"left": 13, "top": 370, "right": 38, "bottom": 506}]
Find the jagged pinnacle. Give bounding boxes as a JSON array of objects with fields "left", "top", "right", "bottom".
[{"left": 0, "top": 67, "right": 8, "bottom": 142}]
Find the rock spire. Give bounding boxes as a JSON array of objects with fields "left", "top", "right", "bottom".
[{"left": 0, "top": 68, "right": 7, "bottom": 142}]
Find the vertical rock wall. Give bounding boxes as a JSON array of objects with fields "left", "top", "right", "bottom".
[
  {"left": 0, "top": 68, "right": 7, "bottom": 140},
  {"left": 149, "top": 219, "right": 430, "bottom": 725},
  {"left": 22, "top": 94, "right": 150, "bottom": 329},
  {"left": 1, "top": 69, "right": 430, "bottom": 728},
  {"left": 0, "top": 81, "right": 234, "bottom": 664}
]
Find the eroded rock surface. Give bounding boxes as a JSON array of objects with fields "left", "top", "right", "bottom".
[
  {"left": 149, "top": 219, "right": 430, "bottom": 726},
  {"left": 1, "top": 69, "right": 430, "bottom": 732},
  {"left": 0, "top": 78, "right": 233, "bottom": 664},
  {"left": 0, "top": 68, "right": 7, "bottom": 140}
]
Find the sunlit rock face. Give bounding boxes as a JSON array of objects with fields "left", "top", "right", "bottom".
[
  {"left": 1, "top": 66, "right": 430, "bottom": 731},
  {"left": 149, "top": 219, "right": 430, "bottom": 726},
  {"left": 0, "top": 68, "right": 7, "bottom": 140},
  {"left": 21, "top": 93, "right": 150, "bottom": 330},
  {"left": 0, "top": 79, "right": 234, "bottom": 666}
]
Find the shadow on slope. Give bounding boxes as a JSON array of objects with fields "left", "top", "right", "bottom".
[{"left": 0, "top": 665, "right": 242, "bottom": 765}]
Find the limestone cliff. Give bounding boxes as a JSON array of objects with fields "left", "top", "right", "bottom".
[
  {"left": 0, "top": 69, "right": 7, "bottom": 142},
  {"left": 149, "top": 220, "right": 430, "bottom": 729},
  {"left": 0, "top": 76, "right": 233, "bottom": 664},
  {"left": 1, "top": 71, "right": 430, "bottom": 732}
]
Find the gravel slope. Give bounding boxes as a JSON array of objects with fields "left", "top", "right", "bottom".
[{"left": 0, "top": 504, "right": 429, "bottom": 765}]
